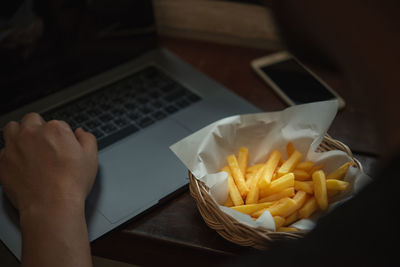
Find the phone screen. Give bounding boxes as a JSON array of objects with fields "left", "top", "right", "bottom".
[{"left": 261, "top": 59, "right": 336, "bottom": 104}]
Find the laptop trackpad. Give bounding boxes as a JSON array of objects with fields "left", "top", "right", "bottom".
[{"left": 87, "top": 119, "right": 191, "bottom": 224}]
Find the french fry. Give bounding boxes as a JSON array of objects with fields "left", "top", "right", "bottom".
[
  {"left": 326, "top": 179, "right": 350, "bottom": 191},
  {"left": 260, "top": 173, "right": 295, "bottom": 197},
  {"left": 224, "top": 195, "right": 234, "bottom": 207},
  {"left": 251, "top": 207, "right": 268, "bottom": 218},
  {"left": 309, "top": 164, "right": 323, "bottom": 175},
  {"left": 277, "top": 150, "right": 302, "bottom": 176},
  {"left": 327, "top": 162, "right": 352, "bottom": 180},
  {"left": 282, "top": 192, "right": 307, "bottom": 225},
  {"left": 294, "top": 181, "right": 314, "bottom": 194},
  {"left": 227, "top": 154, "right": 249, "bottom": 198},
  {"left": 293, "top": 169, "right": 311, "bottom": 181},
  {"left": 292, "top": 191, "right": 308, "bottom": 209},
  {"left": 298, "top": 197, "right": 318, "bottom": 219},
  {"left": 246, "top": 163, "right": 264, "bottom": 173},
  {"left": 245, "top": 165, "right": 266, "bottom": 204},
  {"left": 286, "top": 142, "right": 295, "bottom": 157},
  {"left": 222, "top": 166, "right": 244, "bottom": 206},
  {"left": 259, "top": 187, "right": 295, "bottom": 203},
  {"left": 312, "top": 170, "right": 328, "bottom": 210},
  {"left": 267, "top": 197, "right": 298, "bottom": 217},
  {"left": 273, "top": 216, "right": 285, "bottom": 229},
  {"left": 237, "top": 147, "right": 249, "bottom": 176},
  {"left": 258, "top": 150, "right": 281, "bottom": 189},
  {"left": 271, "top": 172, "right": 278, "bottom": 181},
  {"left": 245, "top": 173, "right": 254, "bottom": 185},
  {"left": 277, "top": 227, "right": 300, "bottom": 232},
  {"left": 296, "top": 161, "right": 314, "bottom": 172},
  {"left": 283, "top": 211, "right": 299, "bottom": 226},
  {"left": 231, "top": 202, "right": 275, "bottom": 215}
]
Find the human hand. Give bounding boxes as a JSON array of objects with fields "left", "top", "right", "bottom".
[{"left": 0, "top": 113, "right": 98, "bottom": 215}]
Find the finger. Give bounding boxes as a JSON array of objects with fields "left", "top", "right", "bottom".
[
  {"left": 47, "top": 119, "right": 73, "bottom": 133},
  {"left": 2, "top": 121, "right": 20, "bottom": 144},
  {"left": 74, "top": 128, "right": 98, "bottom": 155},
  {"left": 55, "top": 120, "right": 73, "bottom": 131},
  {"left": 21, "top": 112, "right": 45, "bottom": 128}
]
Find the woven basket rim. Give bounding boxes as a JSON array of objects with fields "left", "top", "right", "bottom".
[{"left": 189, "top": 135, "right": 362, "bottom": 250}]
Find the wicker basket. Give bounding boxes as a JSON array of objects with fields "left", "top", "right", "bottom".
[{"left": 189, "top": 135, "right": 362, "bottom": 250}]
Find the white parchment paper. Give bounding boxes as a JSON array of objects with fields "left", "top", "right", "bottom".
[{"left": 170, "top": 100, "right": 371, "bottom": 231}]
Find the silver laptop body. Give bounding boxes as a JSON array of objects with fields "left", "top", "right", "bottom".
[{"left": 0, "top": 48, "right": 259, "bottom": 259}]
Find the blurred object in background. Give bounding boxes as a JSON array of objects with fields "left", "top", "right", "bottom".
[
  {"left": 0, "top": 0, "right": 43, "bottom": 66},
  {"left": 0, "top": 0, "right": 86, "bottom": 70},
  {"left": 153, "top": 0, "right": 282, "bottom": 50},
  {"left": 86, "top": 0, "right": 156, "bottom": 39}
]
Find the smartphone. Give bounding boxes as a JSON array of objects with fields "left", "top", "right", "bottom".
[{"left": 251, "top": 51, "right": 345, "bottom": 109}]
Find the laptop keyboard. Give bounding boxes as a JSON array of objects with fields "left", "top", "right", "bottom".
[{"left": 0, "top": 66, "right": 201, "bottom": 150}]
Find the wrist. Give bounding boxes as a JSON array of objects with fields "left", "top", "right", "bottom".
[
  {"left": 19, "top": 198, "right": 86, "bottom": 229},
  {"left": 18, "top": 196, "right": 92, "bottom": 267}
]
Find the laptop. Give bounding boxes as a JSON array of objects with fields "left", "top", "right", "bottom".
[{"left": 0, "top": 0, "right": 259, "bottom": 259}]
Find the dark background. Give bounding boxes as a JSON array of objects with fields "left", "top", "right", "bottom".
[{"left": 0, "top": 0, "right": 156, "bottom": 115}]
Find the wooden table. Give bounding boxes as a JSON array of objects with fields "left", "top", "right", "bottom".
[{"left": 90, "top": 37, "right": 379, "bottom": 266}]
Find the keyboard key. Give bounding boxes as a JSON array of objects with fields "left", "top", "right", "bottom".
[
  {"left": 111, "top": 97, "right": 125, "bottom": 105},
  {"left": 124, "top": 103, "right": 136, "bottom": 110},
  {"left": 164, "top": 89, "right": 185, "bottom": 102},
  {"left": 110, "top": 108, "right": 125, "bottom": 116},
  {"left": 97, "top": 124, "right": 139, "bottom": 150},
  {"left": 152, "top": 111, "right": 166, "bottom": 120},
  {"left": 176, "top": 99, "right": 190, "bottom": 108},
  {"left": 99, "top": 113, "right": 114, "bottom": 123},
  {"left": 100, "top": 103, "right": 113, "bottom": 111},
  {"left": 161, "top": 83, "right": 176, "bottom": 93},
  {"left": 127, "top": 112, "right": 141, "bottom": 121},
  {"left": 67, "top": 120, "right": 79, "bottom": 130},
  {"left": 101, "top": 123, "right": 117, "bottom": 134},
  {"left": 56, "top": 109, "right": 74, "bottom": 119},
  {"left": 165, "top": 105, "right": 178, "bottom": 114},
  {"left": 137, "top": 97, "right": 149, "bottom": 104},
  {"left": 114, "top": 118, "right": 129, "bottom": 127},
  {"left": 42, "top": 113, "right": 55, "bottom": 121},
  {"left": 151, "top": 100, "right": 164, "bottom": 108},
  {"left": 137, "top": 116, "right": 154, "bottom": 128},
  {"left": 85, "top": 119, "right": 101, "bottom": 129},
  {"left": 125, "top": 91, "right": 138, "bottom": 99},
  {"left": 140, "top": 106, "right": 153, "bottom": 114},
  {"left": 69, "top": 103, "right": 86, "bottom": 113},
  {"left": 73, "top": 114, "right": 89, "bottom": 123},
  {"left": 149, "top": 90, "right": 161, "bottom": 98},
  {"left": 91, "top": 129, "right": 104, "bottom": 139},
  {"left": 85, "top": 99, "right": 98, "bottom": 108},
  {"left": 188, "top": 93, "right": 201, "bottom": 103},
  {"left": 87, "top": 107, "right": 102, "bottom": 116},
  {"left": 80, "top": 125, "right": 91, "bottom": 132}
]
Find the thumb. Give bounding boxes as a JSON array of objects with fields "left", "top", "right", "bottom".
[{"left": 74, "top": 128, "right": 98, "bottom": 155}]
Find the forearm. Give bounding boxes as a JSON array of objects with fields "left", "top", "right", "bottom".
[{"left": 19, "top": 201, "right": 93, "bottom": 267}]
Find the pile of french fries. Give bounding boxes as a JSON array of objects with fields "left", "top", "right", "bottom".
[{"left": 222, "top": 142, "right": 352, "bottom": 232}]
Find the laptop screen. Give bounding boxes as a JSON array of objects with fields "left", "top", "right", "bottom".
[{"left": 0, "top": 0, "right": 157, "bottom": 116}]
